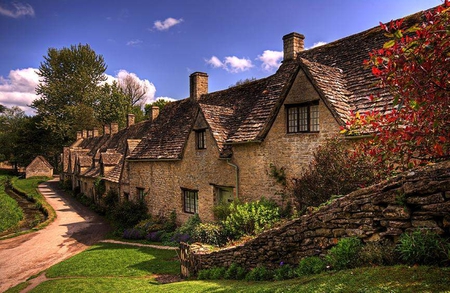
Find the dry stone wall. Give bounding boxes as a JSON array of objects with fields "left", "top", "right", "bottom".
[{"left": 190, "top": 161, "right": 450, "bottom": 272}]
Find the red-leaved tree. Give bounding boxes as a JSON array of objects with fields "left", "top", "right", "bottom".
[{"left": 344, "top": 2, "right": 450, "bottom": 172}]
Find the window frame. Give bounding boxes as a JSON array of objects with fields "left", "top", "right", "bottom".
[
  {"left": 286, "top": 101, "right": 320, "bottom": 133},
  {"left": 195, "top": 129, "right": 206, "bottom": 150},
  {"left": 182, "top": 188, "right": 199, "bottom": 214},
  {"left": 136, "top": 187, "right": 145, "bottom": 201}
]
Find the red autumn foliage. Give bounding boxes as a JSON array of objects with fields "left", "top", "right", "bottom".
[{"left": 345, "top": 2, "right": 450, "bottom": 173}]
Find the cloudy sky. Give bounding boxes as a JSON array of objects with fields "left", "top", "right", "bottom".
[{"left": 0, "top": 0, "right": 442, "bottom": 115}]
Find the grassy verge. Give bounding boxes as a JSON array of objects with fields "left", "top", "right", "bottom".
[
  {"left": 7, "top": 242, "right": 450, "bottom": 293},
  {"left": 11, "top": 176, "right": 56, "bottom": 230},
  {"left": 0, "top": 175, "right": 23, "bottom": 232}
]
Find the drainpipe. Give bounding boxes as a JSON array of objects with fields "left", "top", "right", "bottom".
[{"left": 226, "top": 158, "right": 239, "bottom": 199}]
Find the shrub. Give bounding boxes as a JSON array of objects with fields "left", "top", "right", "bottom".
[
  {"left": 213, "top": 202, "right": 231, "bottom": 221},
  {"left": 192, "top": 223, "right": 228, "bottom": 246},
  {"left": 109, "top": 200, "right": 148, "bottom": 230},
  {"left": 122, "top": 228, "right": 145, "bottom": 240},
  {"left": 326, "top": 237, "right": 362, "bottom": 270},
  {"left": 224, "top": 263, "right": 247, "bottom": 280},
  {"left": 273, "top": 263, "right": 294, "bottom": 281},
  {"left": 222, "top": 198, "right": 280, "bottom": 239},
  {"left": 397, "top": 229, "right": 449, "bottom": 266},
  {"left": 176, "top": 213, "right": 201, "bottom": 236},
  {"left": 145, "top": 231, "right": 163, "bottom": 242},
  {"left": 358, "top": 240, "right": 397, "bottom": 266},
  {"left": 245, "top": 266, "right": 273, "bottom": 281},
  {"left": 292, "top": 137, "right": 381, "bottom": 210},
  {"left": 197, "top": 267, "right": 226, "bottom": 280},
  {"left": 296, "top": 256, "right": 327, "bottom": 276},
  {"left": 103, "top": 189, "right": 119, "bottom": 209}
]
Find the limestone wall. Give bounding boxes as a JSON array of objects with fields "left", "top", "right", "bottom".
[{"left": 190, "top": 161, "right": 450, "bottom": 272}]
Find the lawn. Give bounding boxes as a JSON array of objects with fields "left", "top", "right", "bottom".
[
  {"left": 0, "top": 174, "right": 23, "bottom": 233},
  {"left": 8, "top": 242, "right": 450, "bottom": 293}
]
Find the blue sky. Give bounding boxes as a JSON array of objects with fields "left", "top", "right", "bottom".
[{"left": 0, "top": 0, "right": 442, "bottom": 115}]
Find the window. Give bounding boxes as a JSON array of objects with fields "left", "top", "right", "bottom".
[
  {"left": 286, "top": 102, "right": 319, "bottom": 133},
  {"left": 215, "top": 187, "right": 234, "bottom": 205},
  {"left": 183, "top": 189, "right": 198, "bottom": 214},
  {"left": 196, "top": 129, "right": 206, "bottom": 149},
  {"left": 136, "top": 187, "right": 145, "bottom": 201}
]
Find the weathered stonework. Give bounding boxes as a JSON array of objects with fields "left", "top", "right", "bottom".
[{"left": 189, "top": 161, "right": 450, "bottom": 273}]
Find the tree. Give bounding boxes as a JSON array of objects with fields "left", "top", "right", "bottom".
[
  {"left": 95, "top": 82, "right": 128, "bottom": 128},
  {"left": 118, "top": 72, "right": 151, "bottom": 113},
  {"left": 344, "top": 3, "right": 450, "bottom": 172},
  {"left": 33, "top": 43, "right": 107, "bottom": 143},
  {"left": 144, "top": 98, "right": 170, "bottom": 116}
]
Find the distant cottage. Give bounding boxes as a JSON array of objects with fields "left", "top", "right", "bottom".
[
  {"left": 26, "top": 156, "right": 53, "bottom": 179},
  {"left": 61, "top": 9, "right": 425, "bottom": 224}
]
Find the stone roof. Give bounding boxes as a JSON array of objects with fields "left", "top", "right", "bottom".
[
  {"left": 27, "top": 156, "right": 53, "bottom": 170},
  {"left": 101, "top": 152, "right": 122, "bottom": 166},
  {"left": 128, "top": 99, "right": 199, "bottom": 160},
  {"left": 77, "top": 155, "right": 93, "bottom": 168},
  {"left": 103, "top": 156, "right": 123, "bottom": 183}
]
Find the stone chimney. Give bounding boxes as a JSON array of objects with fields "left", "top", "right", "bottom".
[
  {"left": 127, "top": 114, "right": 135, "bottom": 128},
  {"left": 150, "top": 106, "right": 159, "bottom": 121},
  {"left": 93, "top": 127, "right": 99, "bottom": 137},
  {"left": 110, "top": 123, "right": 119, "bottom": 135},
  {"left": 76, "top": 131, "right": 82, "bottom": 140},
  {"left": 283, "top": 32, "right": 305, "bottom": 61},
  {"left": 103, "top": 124, "right": 111, "bottom": 135},
  {"left": 87, "top": 130, "right": 93, "bottom": 138},
  {"left": 82, "top": 129, "right": 88, "bottom": 138},
  {"left": 190, "top": 72, "right": 208, "bottom": 100}
]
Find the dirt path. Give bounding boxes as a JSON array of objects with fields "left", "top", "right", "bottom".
[{"left": 0, "top": 177, "right": 110, "bottom": 292}]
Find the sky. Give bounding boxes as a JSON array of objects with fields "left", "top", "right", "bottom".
[{"left": 0, "top": 0, "right": 442, "bottom": 115}]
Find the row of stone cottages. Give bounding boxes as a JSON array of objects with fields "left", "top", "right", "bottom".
[{"left": 61, "top": 9, "right": 423, "bottom": 224}]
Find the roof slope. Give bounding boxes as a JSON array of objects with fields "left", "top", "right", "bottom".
[{"left": 129, "top": 98, "right": 199, "bottom": 160}]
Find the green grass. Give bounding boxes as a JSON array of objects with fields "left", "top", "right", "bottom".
[
  {"left": 0, "top": 175, "right": 23, "bottom": 232},
  {"left": 46, "top": 242, "right": 179, "bottom": 278},
  {"left": 8, "top": 241, "right": 450, "bottom": 293}
]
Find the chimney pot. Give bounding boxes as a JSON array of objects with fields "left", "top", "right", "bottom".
[
  {"left": 190, "top": 72, "right": 208, "bottom": 100},
  {"left": 76, "top": 131, "right": 82, "bottom": 140},
  {"left": 127, "top": 113, "right": 135, "bottom": 127},
  {"left": 151, "top": 106, "right": 160, "bottom": 121},
  {"left": 103, "top": 124, "right": 111, "bottom": 135},
  {"left": 110, "top": 123, "right": 119, "bottom": 135},
  {"left": 283, "top": 32, "right": 305, "bottom": 60},
  {"left": 82, "top": 129, "right": 88, "bottom": 138}
]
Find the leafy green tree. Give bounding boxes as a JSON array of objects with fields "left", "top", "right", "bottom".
[
  {"left": 144, "top": 99, "right": 170, "bottom": 116},
  {"left": 95, "top": 82, "right": 128, "bottom": 128},
  {"left": 33, "top": 43, "right": 107, "bottom": 143}
]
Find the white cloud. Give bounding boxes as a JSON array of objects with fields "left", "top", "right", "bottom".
[
  {"left": 307, "top": 41, "right": 327, "bottom": 49},
  {"left": 155, "top": 96, "right": 176, "bottom": 102},
  {"left": 0, "top": 2, "right": 35, "bottom": 18},
  {"left": 0, "top": 68, "right": 39, "bottom": 115},
  {"left": 206, "top": 56, "right": 253, "bottom": 73},
  {"left": 153, "top": 17, "right": 183, "bottom": 31},
  {"left": 126, "top": 39, "right": 143, "bottom": 47},
  {"left": 258, "top": 50, "right": 283, "bottom": 71},
  {"left": 205, "top": 56, "right": 224, "bottom": 68}
]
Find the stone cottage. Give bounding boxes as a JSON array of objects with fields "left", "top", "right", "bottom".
[
  {"left": 26, "top": 156, "right": 53, "bottom": 179},
  {"left": 61, "top": 9, "right": 425, "bottom": 224}
]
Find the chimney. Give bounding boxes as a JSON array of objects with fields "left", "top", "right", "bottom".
[
  {"left": 103, "top": 124, "right": 111, "bottom": 135},
  {"left": 110, "top": 123, "right": 119, "bottom": 135},
  {"left": 93, "top": 127, "right": 99, "bottom": 137},
  {"left": 151, "top": 106, "right": 159, "bottom": 121},
  {"left": 82, "top": 129, "right": 88, "bottom": 138},
  {"left": 190, "top": 72, "right": 208, "bottom": 100},
  {"left": 87, "top": 130, "right": 93, "bottom": 138},
  {"left": 283, "top": 32, "right": 305, "bottom": 61},
  {"left": 127, "top": 113, "right": 135, "bottom": 127},
  {"left": 76, "top": 131, "right": 82, "bottom": 140}
]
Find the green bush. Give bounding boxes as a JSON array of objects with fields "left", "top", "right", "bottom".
[
  {"left": 245, "top": 266, "right": 273, "bottom": 281},
  {"left": 213, "top": 202, "right": 231, "bottom": 221},
  {"left": 109, "top": 200, "right": 148, "bottom": 231},
  {"left": 192, "top": 222, "right": 228, "bottom": 246},
  {"left": 273, "top": 263, "right": 294, "bottom": 281},
  {"left": 397, "top": 229, "right": 449, "bottom": 266},
  {"left": 296, "top": 256, "right": 327, "bottom": 276},
  {"left": 224, "top": 263, "right": 247, "bottom": 280},
  {"left": 222, "top": 198, "right": 280, "bottom": 239},
  {"left": 326, "top": 237, "right": 362, "bottom": 270},
  {"left": 102, "top": 189, "right": 119, "bottom": 209},
  {"left": 358, "top": 240, "right": 397, "bottom": 266},
  {"left": 197, "top": 267, "right": 226, "bottom": 280},
  {"left": 292, "top": 137, "right": 382, "bottom": 210}
]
